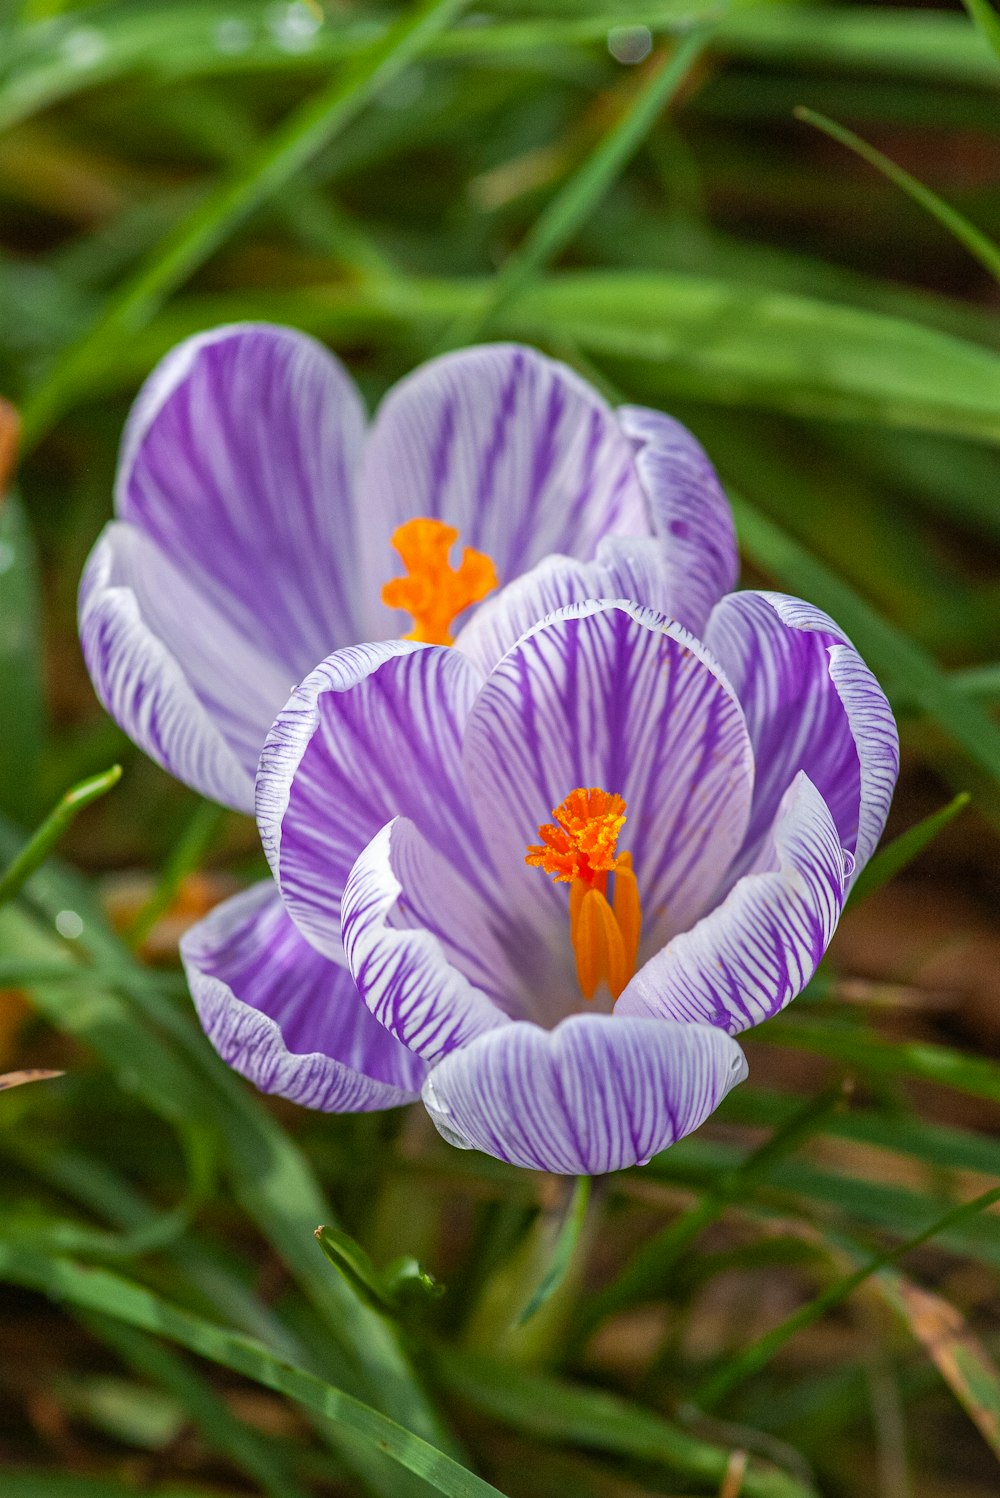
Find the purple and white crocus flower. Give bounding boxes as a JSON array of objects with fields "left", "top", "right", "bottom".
[{"left": 79, "top": 324, "right": 898, "bottom": 1174}]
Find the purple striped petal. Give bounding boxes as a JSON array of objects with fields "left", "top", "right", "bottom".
[
  {"left": 618, "top": 407, "right": 738, "bottom": 634},
  {"left": 181, "top": 881, "right": 425, "bottom": 1111},
  {"left": 454, "top": 536, "right": 681, "bottom": 677},
  {"left": 117, "top": 323, "right": 367, "bottom": 678},
  {"left": 80, "top": 524, "right": 292, "bottom": 811},
  {"left": 705, "top": 590, "right": 899, "bottom": 883},
  {"left": 357, "top": 344, "right": 648, "bottom": 614},
  {"left": 421, "top": 1014, "right": 747, "bottom": 1174},
  {"left": 342, "top": 819, "right": 513, "bottom": 1063},
  {"left": 257, "top": 641, "right": 485, "bottom": 960},
  {"left": 462, "top": 602, "right": 754, "bottom": 956},
  {"left": 617, "top": 773, "right": 845, "bottom": 1034}
]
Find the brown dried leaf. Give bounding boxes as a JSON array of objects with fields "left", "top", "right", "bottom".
[{"left": 0, "top": 1069, "right": 64, "bottom": 1091}]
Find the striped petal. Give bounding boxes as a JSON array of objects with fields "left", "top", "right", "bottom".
[
  {"left": 342, "top": 819, "right": 514, "bottom": 1063},
  {"left": 454, "top": 536, "right": 681, "bottom": 677},
  {"left": 117, "top": 323, "right": 367, "bottom": 678},
  {"left": 463, "top": 601, "right": 755, "bottom": 956},
  {"left": 421, "top": 1014, "right": 747, "bottom": 1174},
  {"left": 617, "top": 773, "right": 846, "bottom": 1034},
  {"left": 705, "top": 590, "right": 899, "bottom": 884},
  {"left": 357, "top": 344, "right": 648, "bottom": 624},
  {"left": 618, "top": 406, "right": 738, "bottom": 634},
  {"left": 79, "top": 525, "right": 292, "bottom": 811},
  {"left": 257, "top": 641, "right": 485, "bottom": 960},
  {"left": 181, "top": 881, "right": 425, "bottom": 1112}
]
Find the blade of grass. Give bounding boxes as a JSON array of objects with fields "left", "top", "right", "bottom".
[
  {"left": 123, "top": 798, "right": 227, "bottom": 949},
  {"left": 578, "top": 1082, "right": 850, "bottom": 1338},
  {"left": 0, "top": 484, "right": 45, "bottom": 823},
  {"left": 876, "top": 1270, "right": 1000, "bottom": 1463},
  {"left": 693, "top": 1184, "right": 1000, "bottom": 1410},
  {"left": 962, "top": 0, "right": 1000, "bottom": 63},
  {"left": 846, "top": 793, "right": 970, "bottom": 907},
  {"left": 438, "top": 32, "right": 708, "bottom": 348},
  {"left": 431, "top": 1346, "right": 816, "bottom": 1498},
  {"left": 0, "top": 765, "right": 121, "bottom": 907},
  {"left": 0, "top": 1245, "right": 505, "bottom": 1498},
  {"left": 795, "top": 108, "right": 1000, "bottom": 283},
  {"left": 19, "top": 0, "right": 471, "bottom": 447}
]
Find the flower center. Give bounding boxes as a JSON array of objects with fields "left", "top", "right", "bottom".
[
  {"left": 525, "top": 787, "right": 642, "bottom": 1002},
  {"left": 381, "top": 517, "right": 498, "bottom": 646}
]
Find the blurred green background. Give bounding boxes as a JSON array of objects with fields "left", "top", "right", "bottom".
[{"left": 3, "top": 2, "right": 1000, "bottom": 1495}]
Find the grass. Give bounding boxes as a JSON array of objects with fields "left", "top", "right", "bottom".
[{"left": 2, "top": 2, "right": 1000, "bottom": 1495}]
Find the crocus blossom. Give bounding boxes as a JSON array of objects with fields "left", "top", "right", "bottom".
[
  {"left": 182, "top": 535, "right": 897, "bottom": 1173},
  {"left": 78, "top": 324, "right": 730, "bottom": 815}
]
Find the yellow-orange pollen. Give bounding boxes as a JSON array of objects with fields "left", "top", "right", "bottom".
[
  {"left": 381, "top": 517, "right": 498, "bottom": 646},
  {"left": 525, "top": 788, "right": 642, "bottom": 1002}
]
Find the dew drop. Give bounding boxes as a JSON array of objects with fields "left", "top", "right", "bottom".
[
  {"left": 55, "top": 909, "right": 84, "bottom": 940},
  {"left": 268, "top": 1, "right": 321, "bottom": 53},
  {"left": 607, "top": 25, "right": 653, "bottom": 65},
  {"left": 60, "top": 27, "right": 108, "bottom": 70}
]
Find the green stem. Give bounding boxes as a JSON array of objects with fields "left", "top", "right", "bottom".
[{"left": 0, "top": 765, "right": 121, "bottom": 908}]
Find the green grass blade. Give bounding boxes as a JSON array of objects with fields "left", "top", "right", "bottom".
[
  {"left": 19, "top": 0, "right": 471, "bottom": 448},
  {"left": 439, "top": 32, "right": 708, "bottom": 348},
  {"left": 795, "top": 108, "right": 1000, "bottom": 283},
  {"left": 726, "top": 491, "right": 1000, "bottom": 789},
  {"left": 847, "top": 793, "right": 970, "bottom": 906},
  {"left": 962, "top": 0, "right": 1000, "bottom": 63},
  {"left": 123, "top": 798, "right": 227, "bottom": 948},
  {"left": 432, "top": 1347, "right": 816, "bottom": 1498},
  {"left": 0, "top": 764, "right": 121, "bottom": 907},
  {"left": 0, "top": 487, "right": 45, "bottom": 823},
  {"left": 693, "top": 1184, "right": 1000, "bottom": 1410},
  {"left": 0, "top": 1245, "right": 505, "bottom": 1498}
]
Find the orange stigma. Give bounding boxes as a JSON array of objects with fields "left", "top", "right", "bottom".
[
  {"left": 526, "top": 788, "right": 642, "bottom": 1001},
  {"left": 381, "top": 517, "right": 498, "bottom": 646}
]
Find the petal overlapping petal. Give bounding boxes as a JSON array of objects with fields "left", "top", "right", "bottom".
[
  {"left": 78, "top": 526, "right": 277, "bottom": 812},
  {"left": 454, "top": 536, "right": 680, "bottom": 677},
  {"left": 463, "top": 601, "right": 755, "bottom": 953},
  {"left": 117, "top": 322, "right": 367, "bottom": 677},
  {"left": 705, "top": 590, "right": 898, "bottom": 883},
  {"left": 421, "top": 1014, "right": 747, "bottom": 1174},
  {"left": 181, "top": 881, "right": 425, "bottom": 1111},
  {"left": 618, "top": 406, "right": 739, "bottom": 634},
  {"left": 80, "top": 523, "right": 292, "bottom": 810},
  {"left": 358, "top": 344, "right": 648, "bottom": 616},
  {"left": 342, "top": 819, "right": 516, "bottom": 1063},
  {"left": 617, "top": 773, "right": 846, "bottom": 1034},
  {"left": 257, "top": 641, "right": 485, "bottom": 959}
]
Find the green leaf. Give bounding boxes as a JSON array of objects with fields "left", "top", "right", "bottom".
[
  {"left": 0, "top": 765, "right": 122, "bottom": 907},
  {"left": 0, "top": 491, "right": 44, "bottom": 821},
  {"left": 847, "top": 792, "right": 970, "bottom": 906},
  {"left": 432, "top": 1347, "right": 816, "bottom": 1498},
  {"left": 315, "top": 1223, "right": 399, "bottom": 1315},
  {"left": 794, "top": 108, "right": 1000, "bottom": 283},
  {"left": 962, "top": 0, "right": 1000, "bottom": 64},
  {"left": 20, "top": 0, "right": 473, "bottom": 447},
  {"left": 0, "top": 1245, "right": 505, "bottom": 1498}
]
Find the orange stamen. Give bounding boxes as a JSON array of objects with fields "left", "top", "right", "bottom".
[
  {"left": 527, "top": 788, "right": 642, "bottom": 1001},
  {"left": 381, "top": 517, "right": 498, "bottom": 646}
]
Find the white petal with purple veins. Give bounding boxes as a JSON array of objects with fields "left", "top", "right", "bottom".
[
  {"left": 617, "top": 773, "right": 846, "bottom": 1034},
  {"left": 257, "top": 641, "right": 486, "bottom": 959},
  {"left": 463, "top": 601, "right": 754, "bottom": 956},
  {"left": 421, "top": 1013, "right": 747, "bottom": 1174},
  {"left": 117, "top": 323, "right": 368, "bottom": 678},
  {"left": 706, "top": 590, "right": 898, "bottom": 883},
  {"left": 358, "top": 344, "right": 648, "bottom": 621},
  {"left": 618, "top": 406, "right": 738, "bottom": 634},
  {"left": 182, "top": 881, "right": 425, "bottom": 1112},
  {"left": 342, "top": 820, "right": 511, "bottom": 1064},
  {"left": 454, "top": 536, "right": 681, "bottom": 677}
]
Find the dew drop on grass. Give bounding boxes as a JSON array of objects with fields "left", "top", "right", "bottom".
[
  {"left": 55, "top": 910, "right": 84, "bottom": 940},
  {"left": 607, "top": 26, "right": 653, "bottom": 65}
]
